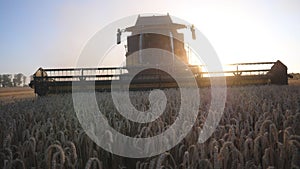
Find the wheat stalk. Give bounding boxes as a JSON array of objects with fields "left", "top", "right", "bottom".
[
  {"left": 12, "top": 158, "right": 25, "bottom": 169},
  {"left": 46, "top": 144, "right": 65, "bottom": 169},
  {"left": 85, "top": 157, "right": 102, "bottom": 169}
]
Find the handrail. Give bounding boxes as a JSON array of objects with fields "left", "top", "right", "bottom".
[
  {"left": 226, "top": 62, "right": 275, "bottom": 66},
  {"left": 44, "top": 67, "right": 125, "bottom": 71},
  {"left": 200, "top": 69, "right": 270, "bottom": 74}
]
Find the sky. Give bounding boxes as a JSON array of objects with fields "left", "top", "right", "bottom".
[{"left": 0, "top": 0, "right": 300, "bottom": 77}]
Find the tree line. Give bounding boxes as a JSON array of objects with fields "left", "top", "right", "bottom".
[
  {"left": 290, "top": 73, "right": 300, "bottom": 80},
  {"left": 0, "top": 73, "right": 28, "bottom": 87}
]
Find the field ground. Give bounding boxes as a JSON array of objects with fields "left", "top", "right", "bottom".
[
  {"left": 288, "top": 79, "right": 300, "bottom": 86},
  {"left": 0, "top": 87, "right": 35, "bottom": 103}
]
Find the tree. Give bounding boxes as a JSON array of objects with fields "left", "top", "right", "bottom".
[
  {"left": 13, "top": 73, "right": 24, "bottom": 87},
  {"left": 0, "top": 75, "right": 2, "bottom": 87},
  {"left": 22, "top": 75, "right": 27, "bottom": 86},
  {"left": 2, "top": 74, "right": 12, "bottom": 87}
]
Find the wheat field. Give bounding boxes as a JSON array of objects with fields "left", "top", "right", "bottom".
[{"left": 0, "top": 85, "right": 299, "bottom": 169}]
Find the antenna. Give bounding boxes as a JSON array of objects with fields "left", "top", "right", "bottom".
[
  {"left": 117, "top": 28, "right": 122, "bottom": 44},
  {"left": 190, "top": 24, "right": 196, "bottom": 40}
]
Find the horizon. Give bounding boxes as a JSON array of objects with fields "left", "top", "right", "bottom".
[{"left": 1, "top": 0, "right": 300, "bottom": 76}]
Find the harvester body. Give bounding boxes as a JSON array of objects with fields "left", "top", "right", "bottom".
[{"left": 29, "top": 14, "right": 290, "bottom": 96}]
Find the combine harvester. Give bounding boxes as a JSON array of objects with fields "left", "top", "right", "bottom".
[{"left": 29, "top": 14, "right": 291, "bottom": 96}]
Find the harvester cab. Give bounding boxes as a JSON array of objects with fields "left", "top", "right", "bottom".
[
  {"left": 116, "top": 14, "right": 199, "bottom": 82},
  {"left": 116, "top": 14, "right": 195, "bottom": 67}
]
